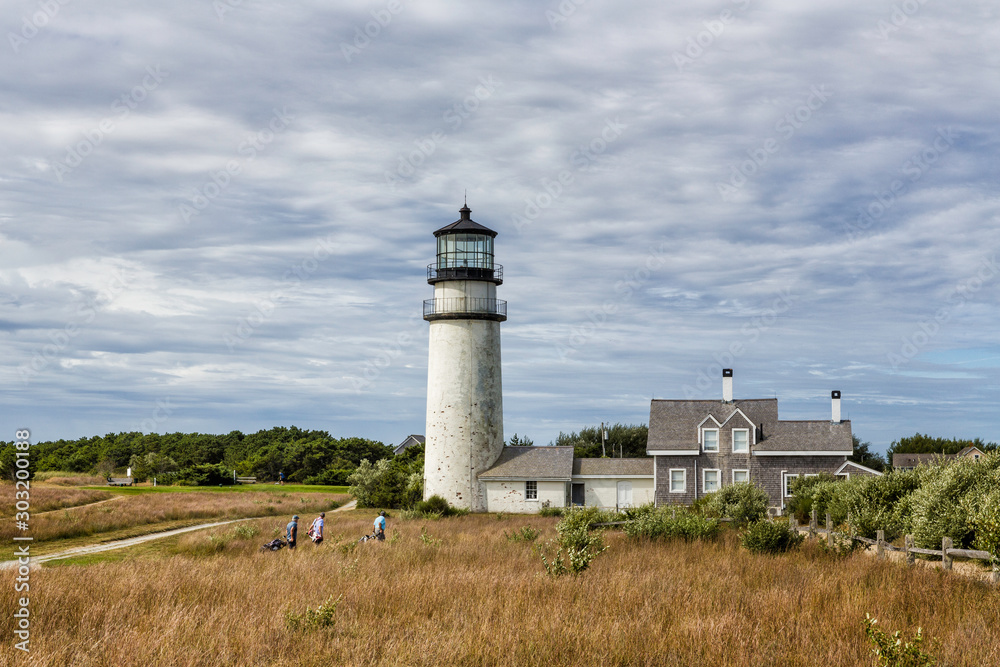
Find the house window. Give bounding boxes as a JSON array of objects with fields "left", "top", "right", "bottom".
[
  {"left": 669, "top": 469, "right": 686, "bottom": 493},
  {"left": 733, "top": 469, "right": 749, "bottom": 484},
  {"left": 703, "top": 429, "right": 719, "bottom": 452},
  {"left": 525, "top": 481, "right": 537, "bottom": 500},
  {"left": 783, "top": 474, "right": 799, "bottom": 497},
  {"left": 703, "top": 469, "right": 720, "bottom": 493},
  {"left": 732, "top": 429, "right": 749, "bottom": 453}
]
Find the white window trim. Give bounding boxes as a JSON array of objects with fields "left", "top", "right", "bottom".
[
  {"left": 702, "top": 428, "right": 719, "bottom": 453},
  {"left": 669, "top": 468, "right": 687, "bottom": 493},
  {"left": 732, "top": 428, "right": 750, "bottom": 453},
  {"left": 525, "top": 480, "right": 538, "bottom": 501},
  {"left": 702, "top": 468, "right": 721, "bottom": 494},
  {"left": 783, "top": 473, "right": 799, "bottom": 497},
  {"left": 732, "top": 469, "right": 750, "bottom": 484}
]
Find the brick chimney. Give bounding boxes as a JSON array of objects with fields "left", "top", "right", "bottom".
[
  {"left": 723, "top": 368, "right": 733, "bottom": 402},
  {"left": 831, "top": 390, "right": 841, "bottom": 423}
]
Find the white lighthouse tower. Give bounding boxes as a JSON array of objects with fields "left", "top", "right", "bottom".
[{"left": 423, "top": 202, "right": 506, "bottom": 511}]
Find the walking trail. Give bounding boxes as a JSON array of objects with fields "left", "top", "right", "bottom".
[{"left": 2, "top": 498, "right": 357, "bottom": 569}]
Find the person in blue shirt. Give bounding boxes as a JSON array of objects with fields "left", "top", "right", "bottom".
[
  {"left": 373, "top": 511, "right": 386, "bottom": 541},
  {"left": 285, "top": 515, "right": 298, "bottom": 549}
]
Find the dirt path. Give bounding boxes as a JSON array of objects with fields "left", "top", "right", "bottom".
[
  {"left": 1, "top": 498, "right": 358, "bottom": 569},
  {"left": 33, "top": 494, "right": 126, "bottom": 516}
]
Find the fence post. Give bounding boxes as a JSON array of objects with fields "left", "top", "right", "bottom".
[
  {"left": 809, "top": 509, "right": 817, "bottom": 539},
  {"left": 992, "top": 565, "right": 999, "bottom": 585},
  {"left": 875, "top": 530, "right": 885, "bottom": 560},
  {"left": 826, "top": 513, "right": 833, "bottom": 549},
  {"left": 790, "top": 516, "right": 798, "bottom": 533},
  {"left": 942, "top": 537, "right": 953, "bottom": 571},
  {"left": 905, "top": 535, "right": 915, "bottom": 566}
]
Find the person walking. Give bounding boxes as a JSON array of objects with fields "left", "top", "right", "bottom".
[
  {"left": 278, "top": 471, "right": 285, "bottom": 485},
  {"left": 309, "top": 512, "right": 325, "bottom": 546},
  {"left": 373, "top": 511, "right": 386, "bottom": 541},
  {"left": 285, "top": 515, "right": 298, "bottom": 550}
]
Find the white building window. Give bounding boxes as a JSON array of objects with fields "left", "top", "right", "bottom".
[
  {"left": 732, "top": 428, "right": 749, "bottom": 453},
  {"left": 733, "top": 469, "right": 749, "bottom": 484},
  {"left": 525, "top": 481, "right": 537, "bottom": 500},
  {"left": 669, "top": 469, "right": 686, "bottom": 493},
  {"left": 703, "top": 429, "right": 719, "bottom": 452},
  {"left": 703, "top": 469, "right": 720, "bottom": 493},
  {"left": 783, "top": 474, "right": 799, "bottom": 497}
]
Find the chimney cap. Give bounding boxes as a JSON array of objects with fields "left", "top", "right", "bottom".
[
  {"left": 723, "top": 368, "right": 733, "bottom": 377},
  {"left": 831, "top": 390, "right": 841, "bottom": 399}
]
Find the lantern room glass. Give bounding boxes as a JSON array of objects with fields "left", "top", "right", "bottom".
[{"left": 436, "top": 233, "right": 494, "bottom": 270}]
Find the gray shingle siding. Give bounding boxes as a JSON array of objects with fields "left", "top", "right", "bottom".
[{"left": 654, "top": 454, "right": 848, "bottom": 508}]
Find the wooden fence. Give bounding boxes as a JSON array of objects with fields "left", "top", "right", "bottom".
[{"left": 792, "top": 509, "right": 999, "bottom": 583}]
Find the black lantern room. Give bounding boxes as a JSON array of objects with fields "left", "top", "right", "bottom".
[{"left": 427, "top": 204, "right": 503, "bottom": 285}]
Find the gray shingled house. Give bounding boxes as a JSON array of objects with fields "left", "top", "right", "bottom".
[{"left": 647, "top": 369, "right": 863, "bottom": 513}]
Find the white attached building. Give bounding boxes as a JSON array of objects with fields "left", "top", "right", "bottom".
[{"left": 477, "top": 446, "right": 654, "bottom": 513}]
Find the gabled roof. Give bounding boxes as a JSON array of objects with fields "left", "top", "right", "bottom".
[
  {"left": 957, "top": 446, "right": 985, "bottom": 457},
  {"left": 835, "top": 460, "right": 883, "bottom": 476},
  {"left": 753, "top": 420, "right": 853, "bottom": 453},
  {"left": 648, "top": 399, "right": 779, "bottom": 450},
  {"left": 648, "top": 398, "right": 852, "bottom": 454},
  {"left": 393, "top": 434, "right": 425, "bottom": 456},
  {"left": 572, "top": 458, "right": 653, "bottom": 477},
  {"left": 478, "top": 446, "right": 573, "bottom": 481}
]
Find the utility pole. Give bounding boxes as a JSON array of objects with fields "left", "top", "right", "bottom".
[{"left": 601, "top": 422, "right": 606, "bottom": 458}]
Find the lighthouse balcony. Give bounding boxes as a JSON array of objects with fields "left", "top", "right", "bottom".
[
  {"left": 427, "top": 264, "right": 503, "bottom": 285},
  {"left": 423, "top": 297, "right": 507, "bottom": 322}
]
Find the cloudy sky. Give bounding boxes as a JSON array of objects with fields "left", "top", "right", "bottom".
[{"left": 2, "top": 0, "right": 999, "bottom": 453}]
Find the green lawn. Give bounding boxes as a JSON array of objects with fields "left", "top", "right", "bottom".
[{"left": 81, "top": 484, "right": 349, "bottom": 496}]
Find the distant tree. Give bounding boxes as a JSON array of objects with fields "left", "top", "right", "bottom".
[
  {"left": 551, "top": 424, "right": 648, "bottom": 458},
  {"left": 887, "top": 433, "right": 998, "bottom": 463},
  {"left": 848, "top": 435, "right": 886, "bottom": 472},
  {"left": 507, "top": 433, "right": 534, "bottom": 447}
]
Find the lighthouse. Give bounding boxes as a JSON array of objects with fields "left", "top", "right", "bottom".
[{"left": 423, "top": 203, "right": 506, "bottom": 511}]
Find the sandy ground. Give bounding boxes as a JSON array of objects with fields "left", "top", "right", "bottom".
[{"left": 1, "top": 498, "right": 357, "bottom": 569}]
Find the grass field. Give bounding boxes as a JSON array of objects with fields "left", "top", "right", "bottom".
[
  {"left": 3, "top": 490, "right": 1000, "bottom": 666},
  {"left": 1, "top": 481, "right": 348, "bottom": 558}
]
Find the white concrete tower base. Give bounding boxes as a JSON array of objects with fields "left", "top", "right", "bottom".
[{"left": 424, "top": 319, "right": 503, "bottom": 511}]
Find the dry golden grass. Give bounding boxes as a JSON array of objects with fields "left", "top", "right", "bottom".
[
  {"left": 0, "top": 486, "right": 112, "bottom": 518},
  {"left": 0, "top": 489, "right": 347, "bottom": 545},
  {"left": 30, "top": 472, "right": 107, "bottom": 486},
  {"left": 3, "top": 512, "right": 999, "bottom": 666}
]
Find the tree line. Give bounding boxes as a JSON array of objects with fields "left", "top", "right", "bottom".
[{"left": 0, "top": 426, "right": 392, "bottom": 485}]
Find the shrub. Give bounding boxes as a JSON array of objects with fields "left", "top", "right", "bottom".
[
  {"left": 908, "top": 457, "right": 983, "bottom": 549},
  {"left": 285, "top": 595, "right": 341, "bottom": 632},
  {"left": 537, "top": 508, "right": 609, "bottom": 576},
  {"left": 505, "top": 526, "right": 540, "bottom": 542},
  {"left": 623, "top": 504, "right": 720, "bottom": 542},
  {"left": 348, "top": 459, "right": 403, "bottom": 508},
  {"left": 174, "top": 463, "right": 234, "bottom": 487},
  {"left": 863, "top": 614, "right": 937, "bottom": 667},
  {"left": 231, "top": 523, "right": 260, "bottom": 540},
  {"left": 827, "top": 470, "right": 922, "bottom": 540},
  {"left": 703, "top": 482, "right": 770, "bottom": 525},
  {"left": 538, "top": 506, "right": 564, "bottom": 518},
  {"left": 964, "top": 468, "right": 1000, "bottom": 560},
  {"left": 740, "top": 520, "right": 804, "bottom": 554}
]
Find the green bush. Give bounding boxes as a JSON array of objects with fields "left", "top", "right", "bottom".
[
  {"left": 175, "top": 463, "right": 234, "bottom": 486},
  {"left": 740, "top": 519, "right": 804, "bottom": 554},
  {"left": 538, "top": 506, "right": 564, "bottom": 518},
  {"left": 285, "top": 595, "right": 341, "bottom": 632},
  {"left": 863, "top": 614, "right": 937, "bottom": 667},
  {"left": 703, "top": 482, "right": 770, "bottom": 525},
  {"left": 537, "top": 508, "right": 609, "bottom": 577},
  {"left": 963, "top": 464, "right": 1000, "bottom": 559},
  {"left": 505, "top": 526, "right": 541, "bottom": 542},
  {"left": 623, "top": 504, "right": 720, "bottom": 542},
  {"left": 908, "top": 456, "right": 984, "bottom": 549},
  {"left": 787, "top": 474, "right": 840, "bottom": 523},
  {"left": 827, "top": 470, "right": 923, "bottom": 540}
]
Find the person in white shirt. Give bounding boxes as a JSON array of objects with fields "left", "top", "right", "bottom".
[{"left": 309, "top": 512, "right": 325, "bottom": 545}]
